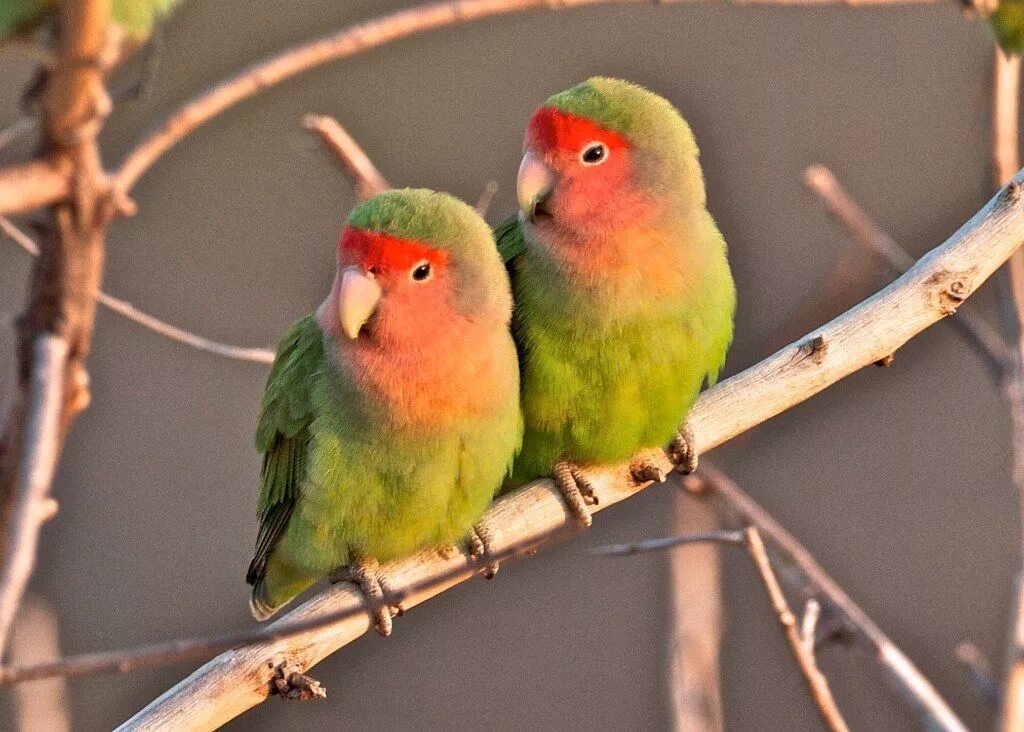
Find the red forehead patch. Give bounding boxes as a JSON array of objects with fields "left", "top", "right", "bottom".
[
  {"left": 339, "top": 227, "right": 449, "bottom": 272},
  {"left": 525, "top": 107, "right": 629, "bottom": 154}
]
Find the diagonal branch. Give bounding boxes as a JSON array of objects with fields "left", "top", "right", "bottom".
[
  {"left": 685, "top": 465, "right": 966, "bottom": 732},
  {"left": 111, "top": 170, "right": 1024, "bottom": 731},
  {"left": 2, "top": 216, "right": 275, "bottom": 364},
  {"left": 303, "top": 114, "right": 390, "bottom": 200},
  {"left": 804, "top": 164, "right": 1011, "bottom": 379},
  {"left": 0, "top": 335, "right": 67, "bottom": 654},
  {"left": 0, "top": 161, "right": 72, "bottom": 217},
  {"left": 598, "top": 525, "right": 849, "bottom": 730},
  {"left": 110, "top": 0, "right": 953, "bottom": 196},
  {"left": 743, "top": 527, "right": 849, "bottom": 732}
]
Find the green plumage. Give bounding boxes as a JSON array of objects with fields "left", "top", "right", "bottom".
[
  {"left": 500, "top": 78, "right": 735, "bottom": 486},
  {"left": 991, "top": 0, "right": 1024, "bottom": 55},
  {"left": 248, "top": 190, "right": 522, "bottom": 619},
  {"left": 0, "top": 0, "right": 180, "bottom": 42}
]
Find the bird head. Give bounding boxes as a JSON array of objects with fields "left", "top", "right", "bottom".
[
  {"left": 517, "top": 77, "right": 705, "bottom": 239},
  {"left": 333, "top": 189, "right": 511, "bottom": 345}
]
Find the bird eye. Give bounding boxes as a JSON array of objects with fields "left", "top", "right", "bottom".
[
  {"left": 410, "top": 260, "right": 432, "bottom": 282},
  {"left": 580, "top": 142, "right": 608, "bottom": 166}
]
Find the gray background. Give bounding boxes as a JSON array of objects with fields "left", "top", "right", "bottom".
[{"left": 0, "top": 1, "right": 1013, "bottom": 729}]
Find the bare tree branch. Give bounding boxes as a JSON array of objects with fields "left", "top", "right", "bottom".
[
  {"left": 599, "top": 525, "right": 849, "bottom": 729},
  {"left": 2, "top": 216, "right": 275, "bottom": 363},
  {"left": 9, "top": 595, "right": 71, "bottom": 732},
  {"left": 109, "top": 169, "right": 1024, "bottom": 731},
  {"left": 686, "top": 465, "right": 967, "bottom": 732},
  {"left": 665, "top": 491, "right": 724, "bottom": 732},
  {"left": 955, "top": 641, "right": 1001, "bottom": 707},
  {"left": 475, "top": 181, "right": 499, "bottom": 216},
  {"left": 803, "top": 164, "right": 1011, "bottom": 378},
  {"left": 0, "top": 524, "right": 573, "bottom": 685},
  {"left": 0, "top": 161, "right": 72, "bottom": 217},
  {"left": 94, "top": 293, "right": 275, "bottom": 363},
  {"left": 303, "top": 114, "right": 390, "bottom": 200},
  {"left": 742, "top": 527, "right": 850, "bottom": 732},
  {"left": 110, "top": 0, "right": 952, "bottom": 197},
  {"left": 994, "top": 48, "right": 1024, "bottom": 732},
  {"left": 0, "top": 0, "right": 116, "bottom": 659},
  {"left": 0, "top": 334, "right": 68, "bottom": 654}
]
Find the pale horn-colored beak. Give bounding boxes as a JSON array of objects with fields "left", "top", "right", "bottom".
[
  {"left": 517, "top": 151, "right": 555, "bottom": 222},
  {"left": 338, "top": 267, "right": 382, "bottom": 340}
]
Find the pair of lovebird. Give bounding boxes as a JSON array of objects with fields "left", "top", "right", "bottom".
[{"left": 246, "top": 77, "right": 737, "bottom": 635}]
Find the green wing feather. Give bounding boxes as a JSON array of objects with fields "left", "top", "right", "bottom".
[
  {"left": 494, "top": 215, "right": 526, "bottom": 267},
  {"left": 246, "top": 314, "right": 324, "bottom": 586},
  {"left": 992, "top": 0, "right": 1024, "bottom": 56}
]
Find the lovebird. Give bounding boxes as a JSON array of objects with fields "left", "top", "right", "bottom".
[
  {"left": 991, "top": 0, "right": 1024, "bottom": 55},
  {"left": 496, "top": 77, "right": 735, "bottom": 524},
  {"left": 247, "top": 189, "right": 522, "bottom": 634},
  {"left": 0, "top": 0, "right": 180, "bottom": 44}
]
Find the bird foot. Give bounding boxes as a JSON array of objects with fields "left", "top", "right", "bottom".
[
  {"left": 668, "top": 423, "right": 699, "bottom": 474},
  {"left": 330, "top": 557, "right": 402, "bottom": 637},
  {"left": 271, "top": 662, "right": 326, "bottom": 701},
  {"left": 465, "top": 524, "right": 500, "bottom": 579},
  {"left": 552, "top": 460, "right": 597, "bottom": 527}
]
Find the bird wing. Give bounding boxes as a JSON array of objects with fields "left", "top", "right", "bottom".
[
  {"left": 493, "top": 214, "right": 526, "bottom": 273},
  {"left": 246, "top": 314, "right": 324, "bottom": 586}
]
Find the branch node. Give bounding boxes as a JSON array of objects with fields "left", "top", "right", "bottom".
[
  {"left": 271, "top": 662, "right": 326, "bottom": 701},
  {"left": 873, "top": 354, "right": 895, "bottom": 368},
  {"left": 795, "top": 334, "right": 828, "bottom": 365},
  {"left": 1002, "top": 180, "right": 1023, "bottom": 206}
]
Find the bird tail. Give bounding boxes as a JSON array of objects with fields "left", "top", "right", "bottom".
[{"left": 248, "top": 558, "right": 316, "bottom": 621}]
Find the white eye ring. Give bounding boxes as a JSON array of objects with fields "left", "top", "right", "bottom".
[
  {"left": 580, "top": 141, "right": 609, "bottom": 166},
  {"left": 410, "top": 259, "right": 433, "bottom": 282}
]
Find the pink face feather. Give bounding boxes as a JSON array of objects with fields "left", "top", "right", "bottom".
[{"left": 324, "top": 226, "right": 506, "bottom": 426}]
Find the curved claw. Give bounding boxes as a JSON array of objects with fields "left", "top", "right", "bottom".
[
  {"left": 669, "top": 423, "right": 699, "bottom": 474},
  {"left": 334, "top": 557, "right": 400, "bottom": 637},
  {"left": 466, "top": 524, "right": 500, "bottom": 579},
  {"left": 553, "top": 460, "right": 596, "bottom": 527}
]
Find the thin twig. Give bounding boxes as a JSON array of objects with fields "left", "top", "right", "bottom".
[
  {"left": 0, "top": 521, "right": 575, "bottom": 684},
  {"left": 114, "top": 172, "right": 1024, "bottom": 731},
  {"left": 474, "top": 181, "right": 499, "bottom": 216},
  {"left": 994, "top": 47, "right": 1024, "bottom": 732},
  {"left": 302, "top": 114, "right": 390, "bottom": 200},
  {"left": 1, "top": 216, "right": 274, "bottom": 364},
  {"left": 804, "top": 164, "right": 1011, "bottom": 379},
  {"left": 590, "top": 529, "right": 745, "bottom": 555},
  {"left": 955, "top": 641, "right": 1001, "bottom": 707},
  {"left": 686, "top": 465, "right": 967, "bottom": 732},
  {"left": 801, "top": 598, "right": 822, "bottom": 656},
  {"left": 111, "top": 0, "right": 952, "bottom": 196},
  {"left": 0, "top": 216, "right": 40, "bottom": 256},
  {"left": 0, "top": 160, "right": 71, "bottom": 217},
  {"left": 95, "top": 293, "right": 274, "bottom": 363},
  {"left": 0, "top": 334, "right": 68, "bottom": 655},
  {"left": 742, "top": 526, "right": 850, "bottom": 732},
  {"left": 596, "top": 524, "right": 849, "bottom": 730}
]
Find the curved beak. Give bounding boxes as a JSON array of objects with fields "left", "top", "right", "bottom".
[
  {"left": 338, "top": 267, "right": 382, "bottom": 340},
  {"left": 517, "top": 151, "right": 555, "bottom": 222}
]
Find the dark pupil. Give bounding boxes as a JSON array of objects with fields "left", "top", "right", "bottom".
[
  {"left": 583, "top": 144, "right": 605, "bottom": 163},
  {"left": 412, "top": 263, "right": 431, "bottom": 281}
]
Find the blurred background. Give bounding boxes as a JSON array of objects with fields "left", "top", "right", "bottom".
[{"left": 0, "top": 1, "right": 1013, "bottom": 729}]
